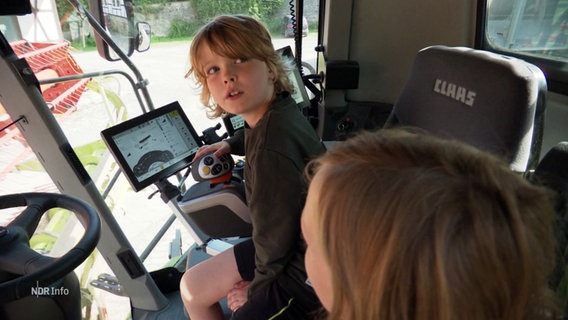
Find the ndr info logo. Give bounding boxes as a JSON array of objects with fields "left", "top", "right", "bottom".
[{"left": 31, "top": 281, "right": 70, "bottom": 297}]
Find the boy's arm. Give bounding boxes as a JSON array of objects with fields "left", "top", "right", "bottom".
[
  {"left": 248, "top": 150, "right": 304, "bottom": 294},
  {"left": 226, "top": 129, "right": 245, "bottom": 156}
]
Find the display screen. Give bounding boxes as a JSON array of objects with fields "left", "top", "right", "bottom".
[
  {"left": 277, "top": 45, "right": 311, "bottom": 110},
  {"left": 101, "top": 101, "right": 202, "bottom": 191}
]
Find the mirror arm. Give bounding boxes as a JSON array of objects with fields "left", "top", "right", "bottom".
[{"left": 66, "top": 0, "right": 155, "bottom": 111}]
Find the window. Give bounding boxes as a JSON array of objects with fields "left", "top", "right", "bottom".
[{"left": 483, "top": 0, "right": 568, "bottom": 92}]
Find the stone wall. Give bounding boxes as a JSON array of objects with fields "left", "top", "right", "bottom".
[{"left": 134, "top": 2, "right": 195, "bottom": 37}]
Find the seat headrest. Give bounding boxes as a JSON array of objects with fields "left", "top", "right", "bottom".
[{"left": 389, "top": 45, "right": 547, "bottom": 172}]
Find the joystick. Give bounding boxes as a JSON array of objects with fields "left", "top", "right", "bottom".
[{"left": 192, "top": 152, "right": 234, "bottom": 183}]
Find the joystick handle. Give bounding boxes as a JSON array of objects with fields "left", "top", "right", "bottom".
[{"left": 192, "top": 152, "right": 234, "bottom": 183}]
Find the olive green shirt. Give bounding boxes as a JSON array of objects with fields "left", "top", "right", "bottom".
[{"left": 227, "top": 92, "right": 325, "bottom": 296}]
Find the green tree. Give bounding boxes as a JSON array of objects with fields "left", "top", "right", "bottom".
[
  {"left": 190, "top": 0, "right": 285, "bottom": 24},
  {"left": 55, "top": 0, "right": 89, "bottom": 24}
]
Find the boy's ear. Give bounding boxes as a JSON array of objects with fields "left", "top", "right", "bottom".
[
  {"left": 268, "top": 69, "right": 276, "bottom": 82},
  {"left": 266, "top": 64, "right": 276, "bottom": 76}
]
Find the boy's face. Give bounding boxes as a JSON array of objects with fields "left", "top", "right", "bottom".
[
  {"left": 199, "top": 42, "right": 275, "bottom": 124},
  {"left": 301, "top": 169, "right": 334, "bottom": 311}
]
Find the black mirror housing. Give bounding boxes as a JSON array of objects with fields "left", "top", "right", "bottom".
[
  {"left": 89, "top": 0, "right": 136, "bottom": 61},
  {"left": 136, "top": 22, "right": 151, "bottom": 53}
]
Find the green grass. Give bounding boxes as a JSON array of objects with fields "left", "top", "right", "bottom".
[{"left": 151, "top": 36, "right": 193, "bottom": 43}]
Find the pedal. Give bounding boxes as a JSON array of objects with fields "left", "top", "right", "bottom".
[
  {"left": 169, "top": 229, "right": 182, "bottom": 259},
  {"left": 90, "top": 273, "right": 126, "bottom": 296}
]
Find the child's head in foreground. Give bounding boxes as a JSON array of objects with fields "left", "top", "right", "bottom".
[{"left": 302, "top": 128, "right": 558, "bottom": 320}]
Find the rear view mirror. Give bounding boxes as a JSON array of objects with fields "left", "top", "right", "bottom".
[
  {"left": 136, "top": 22, "right": 151, "bottom": 52},
  {"left": 89, "top": 0, "right": 136, "bottom": 61}
]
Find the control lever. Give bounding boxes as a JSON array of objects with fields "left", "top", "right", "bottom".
[
  {"left": 200, "top": 123, "right": 228, "bottom": 145},
  {"left": 192, "top": 152, "right": 234, "bottom": 184},
  {"left": 90, "top": 273, "right": 126, "bottom": 296}
]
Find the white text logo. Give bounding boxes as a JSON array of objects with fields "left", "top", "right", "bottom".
[
  {"left": 31, "top": 281, "right": 70, "bottom": 297},
  {"left": 433, "top": 79, "right": 476, "bottom": 106}
]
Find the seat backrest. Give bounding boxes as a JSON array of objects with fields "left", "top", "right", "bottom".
[
  {"left": 384, "top": 45, "right": 547, "bottom": 174},
  {"left": 530, "top": 142, "right": 568, "bottom": 298}
]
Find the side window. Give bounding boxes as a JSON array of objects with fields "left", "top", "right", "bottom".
[{"left": 485, "top": 0, "right": 568, "bottom": 91}]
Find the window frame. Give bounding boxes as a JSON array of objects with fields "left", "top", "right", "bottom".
[{"left": 476, "top": 0, "right": 568, "bottom": 94}]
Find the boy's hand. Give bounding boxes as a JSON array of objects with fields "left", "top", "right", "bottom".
[
  {"left": 227, "top": 280, "right": 250, "bottom": 312},
  {"left": 195, "top": 140, "right": 231, "bottom": 160}
]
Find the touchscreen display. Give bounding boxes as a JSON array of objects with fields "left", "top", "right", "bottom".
[{"left": 101, "top": 101, "right": 202, "bottom": 191}]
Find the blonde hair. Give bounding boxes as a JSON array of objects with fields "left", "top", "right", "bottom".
[
  {"left": 306, "top": 128, "right": 558, "bottom": 320},
  {"left": 186, "top": 15, "right": 293, "bottom": 118}
]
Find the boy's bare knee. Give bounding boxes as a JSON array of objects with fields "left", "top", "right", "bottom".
[{"left": 180, "top": 269, "right": 201, "bottom": 304}]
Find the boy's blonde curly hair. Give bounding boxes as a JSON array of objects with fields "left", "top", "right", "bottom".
[{"left": 186, "top": 15, "right": 293, "bottom": 119}]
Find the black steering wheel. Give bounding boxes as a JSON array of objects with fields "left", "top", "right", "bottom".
[{"left": 0, "top": 192, "right": 100, "bottom": 304}]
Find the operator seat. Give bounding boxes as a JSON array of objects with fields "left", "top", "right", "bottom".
[
  {"left": 384, "top": 45, "right": 547, "bottom": 175},
  {"left": 530, "top": 142, "right": 568, "bottom": 316}
]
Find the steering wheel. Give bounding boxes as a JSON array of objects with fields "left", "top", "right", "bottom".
[{"left": 0, "top": 192, "right": 100, "bottom": 304}]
